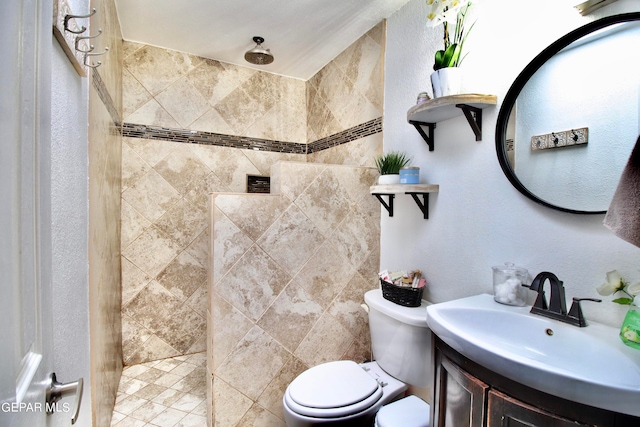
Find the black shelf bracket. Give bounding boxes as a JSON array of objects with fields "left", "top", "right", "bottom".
[
  {"left": 373, "top": 192, "right": 432, "bottom": 219},
  {"left": 409, "top": 120, "right": 436, "bottom": 151},
  {"left": 407, "top": 192, "right": 430, "bottom": 219},
  {"left": 373, "top": 193, "right": 395, "bottom": 217},
  {"left": 455, "top": 104, "right": 483, "bottom": 141}
]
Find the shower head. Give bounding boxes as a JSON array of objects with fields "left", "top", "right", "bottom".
[{"left": 244, "top": 36, "right": 274, "bottom": 65}]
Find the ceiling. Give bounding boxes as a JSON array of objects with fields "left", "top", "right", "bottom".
[{"left": 113, "top": 0, "right": 412, "bottom": 81}]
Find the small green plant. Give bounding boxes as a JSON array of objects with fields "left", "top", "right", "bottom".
[{"left": 375, "top": 151, "right": 411, "bottom": 175}]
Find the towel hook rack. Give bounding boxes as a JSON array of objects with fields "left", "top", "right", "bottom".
[
  {"left": 74, "top": 29, "right": 102, "bottom": 53},
  {"left": 64, "top": 7, "right": 96, "bottom": 34},
  {"left": 571, "top": 129, "right": 579, "bottom": 142},
  {"left": 84, "top": 47, "right": 108, "bottom": 68}
]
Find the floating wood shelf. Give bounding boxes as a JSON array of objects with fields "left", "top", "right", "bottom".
[
  {"left": 407, "top": 94, "right": 497, "bottom": 151},
  {"left": 370, "top": 184, "right": 440, "bottom": 219}
]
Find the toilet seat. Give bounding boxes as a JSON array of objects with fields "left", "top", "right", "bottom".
[{"left": 284, "top": 360, "right": 383, "bottom": 418}]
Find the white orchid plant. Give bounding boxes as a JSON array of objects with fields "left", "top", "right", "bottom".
[
  {"left": 426, "top": 0, "right": 477, "bottom": 70},
  {"left": 596, "top": 270, "right": 640, "bottom": 305}
]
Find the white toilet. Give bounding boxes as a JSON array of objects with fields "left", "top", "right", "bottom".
[{"left": 282, "top": 288, "right": 432, "bottom": 427}]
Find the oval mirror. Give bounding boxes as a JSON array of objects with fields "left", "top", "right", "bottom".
[{"left": 495, "top": 12, "right": 640, "bottom": 214}]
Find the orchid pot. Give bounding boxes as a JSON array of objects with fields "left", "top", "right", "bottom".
[
  {"left": 426, "top": 0, "right": 477, "bottom": 97},
  {"left": 430, "top": 67, "right": 462, "bottom": 98}
]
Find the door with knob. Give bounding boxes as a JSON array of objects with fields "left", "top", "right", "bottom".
[{"left": 0, "top": 0, "right": 84, "bottom": 425}]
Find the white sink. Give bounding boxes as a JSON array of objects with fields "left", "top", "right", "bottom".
[{"left": 426, "top": 294, "right": 640, "bottom": 416}]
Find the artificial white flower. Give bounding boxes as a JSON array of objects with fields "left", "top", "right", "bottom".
[
  {"left": 426, "top": 0, "right": 478, "bottom": 70},
  {"left": 596, "top": 270, "right": 625, "bottom": 296},
  {"left": 426, "top": 1, "right": 447, "bottom": 26}
]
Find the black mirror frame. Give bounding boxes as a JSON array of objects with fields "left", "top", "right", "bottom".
[{"left": 495, "top": 12, "right": 640, "bottom": 215}]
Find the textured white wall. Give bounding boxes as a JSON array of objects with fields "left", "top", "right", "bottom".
[
  {"left": 382, "top": 0, "right": 640, "bottom": 328},
  {"left": 50, "top": 24, "right": 92, "bottom": 427}
]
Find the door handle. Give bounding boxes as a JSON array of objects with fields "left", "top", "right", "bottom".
[{"left": 46, "top": 373, "right": 83, "bottom": 424}]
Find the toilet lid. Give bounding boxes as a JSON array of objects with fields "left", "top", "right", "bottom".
[
  {"left": 376, "top": 395, "right": 431, "bottom": 427},
  {"left": 285, "top": 360, "right": 383, "bottom": 418}
]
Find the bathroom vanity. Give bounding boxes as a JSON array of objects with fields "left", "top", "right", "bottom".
[
  {"left": 427, "top": 294, "right": 640, "bottom": 427},
  {"left": 433, "top": 337, "right": 640, "bottom": 426}
]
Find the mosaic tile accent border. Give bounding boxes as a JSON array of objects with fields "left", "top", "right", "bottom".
[
  {"left": 121, "top": 117, "right": 382, "bottom": 155},
  {"left": 92, "top": 68, "right": 121, "bottom": 128},
  {"left": 306, "top": 118, "right": 382, "bottom": 154},
  {"left": 121, "top": 123, "right": 306, "bottom": 154}
]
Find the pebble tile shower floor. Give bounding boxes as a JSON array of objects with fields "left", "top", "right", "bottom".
[{"left": 111, "top": 352, "right": 207, "bottom": 427}]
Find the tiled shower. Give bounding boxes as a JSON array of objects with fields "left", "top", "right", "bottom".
[{"left": 118, "top": 21, "right": 385, "bottom": 427}]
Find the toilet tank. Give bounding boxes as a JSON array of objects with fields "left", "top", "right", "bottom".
[{"left": 364, "top": 289, "right": 432, "bottom": 387}]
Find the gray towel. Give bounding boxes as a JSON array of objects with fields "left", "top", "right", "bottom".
[{"left": 604, "top": 135, "right": 640, "bottom": 248}]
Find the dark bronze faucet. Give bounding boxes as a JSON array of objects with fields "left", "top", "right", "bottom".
[{"left": 523, "top": 272, "right": 601, "bottom": 327}]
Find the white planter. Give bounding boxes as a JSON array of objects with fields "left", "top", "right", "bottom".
[
  {"left": 378, "top": 174, "right": 400, "bottom": 185},
  {"left": 430, "top": 67, "right": 462, "bottom": 98}
]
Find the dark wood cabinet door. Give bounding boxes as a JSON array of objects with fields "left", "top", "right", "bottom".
[
  {"left": 487, "top": 389, "right": 595, "bottom": 427},
  {"left": 433, "top": 355, "right": 489, "bottom": 427}
]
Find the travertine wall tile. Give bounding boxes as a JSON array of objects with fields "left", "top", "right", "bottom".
[
  {"left": 215, "top": 245, "right": 291, "bottom": 321},
  {"left": 256, "top": 204, "right": 325, "bottom": 276},
  {"left": 184, "top": 228, "right": 210, "bottom": 269},
  {"left": 211, "top": 297, "right": 254, "bottom": 371},
  {"left": 257, "top": 280, "right": 324, "bottom": 352},
  {"left": 155, "top": 77, "right": 211, "bottom": 128},
  {"left": 273, "top": 162, "right": 327, "bottom": 202},
  {"left": 122, "top": 169, "right": 182, "bottom": 222},
  {"left": 210, "top": 162, "right": 379, "bottom": 425},
  {"left": 124, "top": 45, "right": 202, "bottom": 96},
  {"left": 306, "top": 21, "right": 384, "bottom": 142},
  {"left": 238, "top": 405, "right": 286, "bottom": 427},
  {"left": 295, "top": 240, "right": 355, "bottom": 308},
  {"left": 154, "top": 198, "right": 208, "bottom": 249},
  {"left": 213, "top": 150, "right": 262, "bottom": 192},
  {"left": 211, "top": 208, "right": 254, "bottom": 281},
  {"left": 121, "top": 18, "right": 386, "bottom": 427},
  {"left": 332, "top": 205, "right": 379, "bottom": 269},
  {"left": 88, "top": 1, "right": 123, "bottom": 424},
  {"left": 213, "top": 378, "right": 253, "bottom": 426},
  {"left": 215, "top": 327, "right": 289, "bottom": 400},
  {"left": 186, "top": 284, "right": 208, "bottom": 318},
  {"left": 215, "top": 194, "right": 290, "bottom": 242},
  {"left": 125, "top": 136, "right": 179, "bottom": 167},
  {"left": 122, "top": 142, "right": 151, "bottom": 191},
  {"left": 256, "top": 357, "right": 307, "bottom": 421},
  {"left": 121, "top": 257, "right": 151, "bottom": 305},
  {"left": 294, "top": 168, "right": 353, "bottom": 238},
  {"left": 124, "top": 281, "right": 205, "bottom": 353},
  {"left": 124, "top": 45, "right": 306, "bottom": 145},
  {"left": 122, "top": 226, "right": 182, "bottom": 278},
  {"left": 188, "top": 59, "right": 256, "bottom": 106},
  {"left": 154, "top": 145, "right": 212, "bottom": 196},
  {"left": 121, "top": 199, "right": 151, "bottom": 249},
  {"left": 307, "top": 132, "right": 382, "bottom": 167},
  {"left": 126, "top": 98, "right": 181, "bottom": 128},
  {"left": 156, "top": 251, "right": 207, "bottom": 301},
  {"left": 123, "top": 69, "right": 152, "bottom": 119},
  {"left": 293, "top": 312, "right": 354, "bottom": 367}
]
